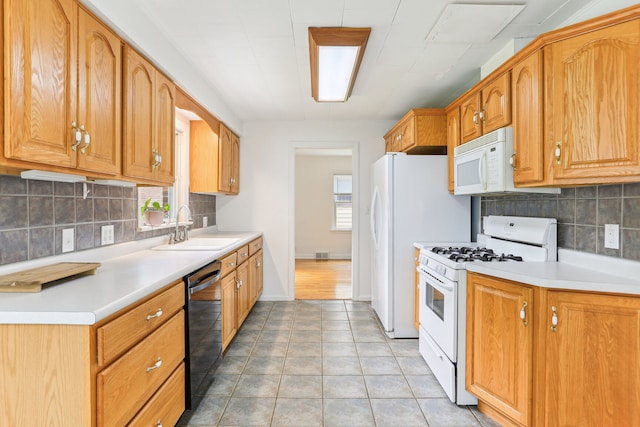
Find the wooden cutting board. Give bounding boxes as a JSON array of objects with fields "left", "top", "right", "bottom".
[{"left": 0, "top": 262, "right": 101, "bottom": 293}]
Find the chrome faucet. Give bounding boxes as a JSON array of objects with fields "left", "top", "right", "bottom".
[{"left": 169, "top": 204, "right": 191, "bottom": 244}]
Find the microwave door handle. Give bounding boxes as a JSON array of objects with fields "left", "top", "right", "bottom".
[{"left": 479, "top": 151, "right": 487, "bottom": 191}]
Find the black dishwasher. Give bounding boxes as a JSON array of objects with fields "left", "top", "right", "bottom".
[{"left": 183, "top": 260, "right": 222, "bottom": 410}]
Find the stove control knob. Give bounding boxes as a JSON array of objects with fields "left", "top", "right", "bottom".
[{"left": 436, "top": 265, "right": 446, "bottom": 276}]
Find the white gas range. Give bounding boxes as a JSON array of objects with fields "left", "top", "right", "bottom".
[{"left": 415, "top": 215, "right": 557, "bottom": 405}]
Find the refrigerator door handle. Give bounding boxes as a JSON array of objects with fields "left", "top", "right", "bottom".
[{"left": 370, "top": 187, "right": 380, "bottom": 249}]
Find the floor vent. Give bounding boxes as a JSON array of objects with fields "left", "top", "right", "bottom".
[{"left": 315, "top": 252, "right": 329, "bottom": 260}]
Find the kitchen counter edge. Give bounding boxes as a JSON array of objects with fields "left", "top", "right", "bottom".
[{"left": 0, "top": 231, "right": 262, "bottom": 325}]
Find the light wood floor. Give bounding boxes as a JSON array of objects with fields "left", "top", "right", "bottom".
[{"left": 295, "top": 259, "right": 352, "bottom": 300}]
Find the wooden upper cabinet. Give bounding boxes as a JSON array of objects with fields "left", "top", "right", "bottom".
[
  {"left": 384, "top": 109, "right": 447, "bottom": 154},
  {"left": 4, "top": 0, "right": 78, "bottom": 168},
  {"left": 155, "top": 73, "right": 176, "bottom": 184},
  {"left": 123, "top": 46, "right": 175, "bottom": 185},
  {"left": 189, "top": 120, "right": 220, "bottom": 193},
  {"left": 538, "top": 291, "right": 640, "bottom": 426},
  {"left": 123, "top": 48, "right": 155, "bottom": 181},
  {"left": 460, "top": 72, "right": 511, "bottom": 143},
  {"left": 77, "top": 7, "right": 122, "bottom": 175},
  {"left": 466, "top": 273, "right": 533, "bottom": 426},
  {"left": 460, "top": 92, "right": 482, "bottom": 143},
  {"left": 546, "top": 19, "right": 640, "bottom": 185},
  {"left": 219, "top": 123, "right": 240, "bottom": 194},
  {"left": 446, "top": 105, "right": 461, "bottom": 193},
  {"left": 512, "top": 50, "right": 545, "bottom": 186}
]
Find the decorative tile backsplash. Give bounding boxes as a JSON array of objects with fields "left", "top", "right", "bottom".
[
  {"left": 481, "top": 183, "right": 640, "bottom": 261},
  {"left": 0, "top": 174, "right": 216, "bottom": 265}
]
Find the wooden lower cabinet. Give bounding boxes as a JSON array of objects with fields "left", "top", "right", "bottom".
[
  {"left": 221, "top": 272, "right": 238, "bottom": 350},
  {"left": 236, "top": 261, "right": 251, "bottom": 325},
  {"left": 466, "top": 273, "right": 533, "bottom": 427},
  {"left": 249, "top": 250, "right": 264, "bottom": 305},
  {"left": 0, "top": 280, "right": 186, "bottom": 426},
  {"left": 537, "top": 290, "right": 640, "bottom": 426},
  {"left": 468, "top": 272, "right": 640, "bottom": 427}
]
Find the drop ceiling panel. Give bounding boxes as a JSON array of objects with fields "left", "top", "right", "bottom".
[{"left": 426, "top": 4, "right": 526, "bottom": 43}]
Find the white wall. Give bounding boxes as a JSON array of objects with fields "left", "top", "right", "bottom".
[
  {"left": 215, "top": 120, "right": 392, "bottom": 301},
  {"left": 295, "top": 155, "right": 352, "bottom": 259}
]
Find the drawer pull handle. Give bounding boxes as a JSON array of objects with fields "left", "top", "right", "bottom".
[
  {"left": 146, "top": 357, "right": 162, "bottom": 373},
  {"left": 146, "top": 308, "right": 163, "bottom": 321},
  {"left": 551, "top": 306, "right": 558, "bottom": 332},
  {"left": 520, "top": 301, "right": 528, "bottom": 326},
  {"left": 228, "top": 262, "right": 235, "bottom": 267}
]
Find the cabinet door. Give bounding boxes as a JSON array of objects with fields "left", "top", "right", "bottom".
[
  {"left": 221, "top": 273, "right": 237, "bottom": 351},
  {"left": 480, "top": 72, "right": 511, "bottom": 134},
  {"left": 123, "top": 47, "right": 155, "bottom": 181},
  {"left": 446, "top": 106, "right": 460, "bottom": 193},
  {"left": 230, "top": 132, "right": 241, "bottom": 194},
  {"left": 397, "top": 116, "right": 415, "bottom": 151},
  {"left": 512, "top": 51, "right": 545, "bottom": 185},
  {"left": 218, "top": 124, "right": 233, "bottom": 193},
  {"left": 189, "top": 120, "right": 219, "bottom": 192},
  {"left": 460, "top": 92, "right": 482, "bottom": 143},
  {"left": 236, "top": 261, "right": 250, "bottom": 325},
  {"left": 155, "top": 73, "right": 176, "bottom": 184},
  {"left": 4, "top": 0, "right": 77, "bottom": 167},
  {"left": 77, "top": 8, "right": 121, "bottom": 175},
  {"left": 466, "top": 273, "right": 533, "bottom": 426},
  {"left": 547, "top": 20, "right": 640, "bottom": 183},
  {"left": 540, "top": 291, "right": 640, "bottom": 427},
  {"left": 249, "top": 250, "right": 263, "bottom": 306}
]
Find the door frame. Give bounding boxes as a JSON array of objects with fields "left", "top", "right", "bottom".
[{"left": 288, "top": 141, "right": 360, "bottom": 300}]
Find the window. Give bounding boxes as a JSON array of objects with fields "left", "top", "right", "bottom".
[{"left": 333, "top": 174, "right": 352, "bottom": 231}]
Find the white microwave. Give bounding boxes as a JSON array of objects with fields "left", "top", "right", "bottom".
[{"left": 453, "top": 127, "right": 559, "bottom": 196}]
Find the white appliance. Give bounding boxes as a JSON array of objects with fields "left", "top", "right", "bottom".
[
  {"left": 370, "top": 153, "right": 470, "bottom": 338},
  {"left": 454, "top": 127, "right": 560, "bottom": 196},
  {"left": 416, "top": 215, "right": 557, "bottom": 405}
]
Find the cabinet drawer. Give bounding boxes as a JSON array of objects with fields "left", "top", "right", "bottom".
[
  {"left": 97, "top": 282, "right": 185, "bottom": 367},
  {"left": 249, "top": 237, "right": 263, "bottom": 255},
  {"left": 220, "top": 251, "right": 238, "bottom": 277},
  {"left": 128, "top": 363, "right": 185, "bottom": 427},
  {"left": 236, "top": 245, "right": 250, "bottom": 265},
  {"left": 97, "top": 311, "right": 185, "bottom": 427}
]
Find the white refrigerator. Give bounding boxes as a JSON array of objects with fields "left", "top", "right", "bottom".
[{"left": 370, "top": 153, "right": 470, "bottom": 338}]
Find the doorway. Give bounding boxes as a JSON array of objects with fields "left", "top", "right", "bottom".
[{"left": 290, "top": 145, "right": 359, "bottom": 300}]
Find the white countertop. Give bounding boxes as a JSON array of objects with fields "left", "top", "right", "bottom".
[
  {"left": 465, "top": 249, "right": 640, "bottom": 295},
  {"left": 0, "top": 229, "right": 261, "bottom": 325}
]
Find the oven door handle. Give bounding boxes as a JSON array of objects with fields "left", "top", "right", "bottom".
[{"left": 418, "top": 266, "right": 454, "bottom": 292}]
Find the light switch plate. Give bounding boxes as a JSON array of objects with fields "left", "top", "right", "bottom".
[
  {"left": 62, "top": 228, "right": 74, "bottom": 253},
  {"left": 604, "top": 224, "right": 619, "bottom": 249},
  {"left": 203, "top": 216, "right": 208, "bottom": 228},
  {"left": 101, "top": 225, "right": 115, "bottom": 245}
]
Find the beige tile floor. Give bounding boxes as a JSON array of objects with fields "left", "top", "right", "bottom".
[{"left": 177, "top": 300, "right": 501, "bottom": 427}]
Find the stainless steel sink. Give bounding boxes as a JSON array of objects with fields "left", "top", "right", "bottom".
[{"left": 152, "top": 237, "right": 241, "bottom": 251}]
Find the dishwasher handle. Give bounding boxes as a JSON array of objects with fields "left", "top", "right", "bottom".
[{"left": 186, "top": 261, "right": 222, "bottom": 296}]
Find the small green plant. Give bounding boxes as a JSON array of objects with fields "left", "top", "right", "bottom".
[{"left": 140, "top": 198, "right": 170, "bottom": 216}]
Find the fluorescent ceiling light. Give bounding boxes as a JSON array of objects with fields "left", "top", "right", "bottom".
[
  {"left": 309, "top": 27, "right": 370, "bottom": 102},
  {"left": 20, "top": 170, "right": 86, "bottom": 183}
]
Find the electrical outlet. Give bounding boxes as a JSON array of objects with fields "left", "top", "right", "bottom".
[
  {"left": 604, "top": 224, "right": 619, "bottom": 249},
  {"left": 62, "top": 228, "right": 74, "bottom": 253},
  {"left": 101, "top": 225, "right": 115, "bottom": 245},
  {"left": 203, "top": 216, "right": 208, "bottom": 228}
]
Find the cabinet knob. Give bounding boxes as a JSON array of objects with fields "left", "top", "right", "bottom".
[
  {"left": 146, "top": 308, "right": 163, "bottom": 321},
  {"left": 256, "top": 261, "right": 261, "bottom": 268},
  {"left": 156, "top": 420, "right": 163, "bottom": 427},
  {"left": 472, "top": 111, "right": 478, "bottom": 125},
  {"left": 480, "top": 106, "right": 486, "bottom": 123},
  {"left": 555, "top": 143, "right": 561, "bottom": 165},
  {"left": 80, "top": 130, "right": 91, "bottom": 154},
  {"left": 71, "top": 121, "right": 83, "bottom": 151},
  {"left": 519, "top": 301, "right": 528, "bottom": 326},
  {"left": 145, "top": 357, "right": 163, "bottom": 373},
  {"left": 510, "top": 153, "right": 516, "bottom": 170},
  {"left": 551, "top": 306, "right": 558, "bottom": 332}
]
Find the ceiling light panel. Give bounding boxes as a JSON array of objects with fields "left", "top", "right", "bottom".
[{"left": 426, "top": 3, "right": 526, "bottom": 43}]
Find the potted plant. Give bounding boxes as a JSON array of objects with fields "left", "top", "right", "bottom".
[{"left": 140, "top": 198, "right": 170, "bottom": 226}]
